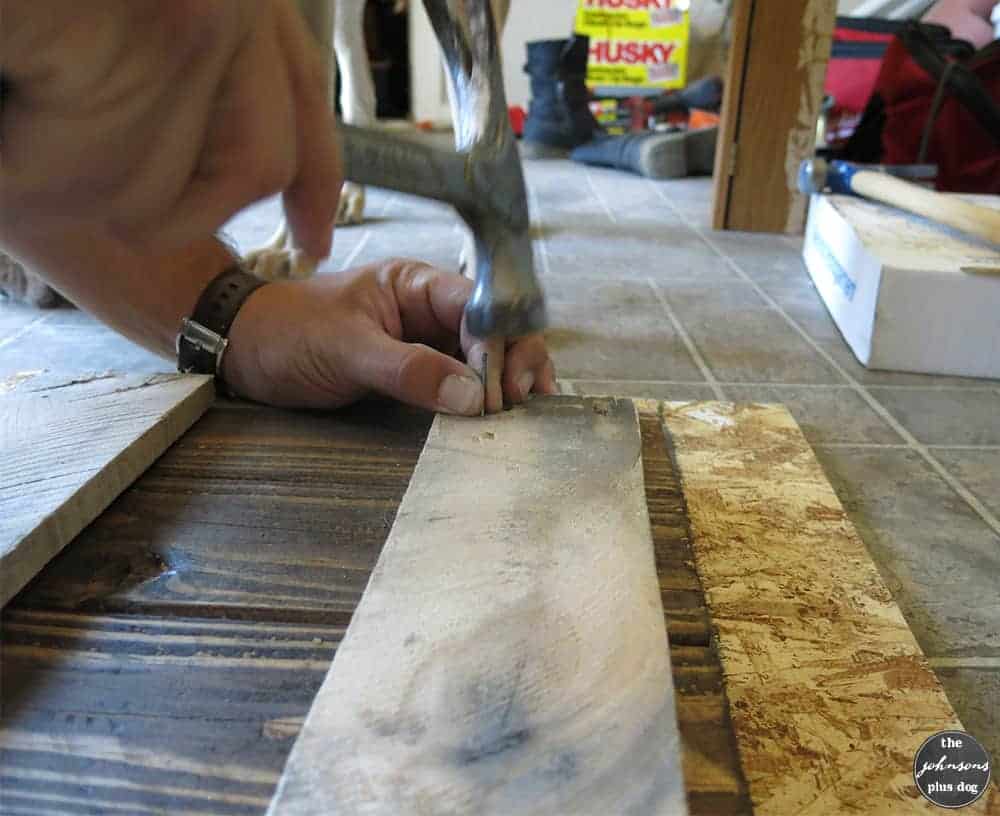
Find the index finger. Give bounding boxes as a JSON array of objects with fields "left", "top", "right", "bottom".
[{"left": 385, "top": 260, "right": 472, "bottom": 342}]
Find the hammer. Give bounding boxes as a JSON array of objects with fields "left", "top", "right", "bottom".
[
  {"left": 798, "top": 158, "right": 1000, "bottom": 247},
  {"left": 338, "top": 0, "right": 546, "bottom": 339}
]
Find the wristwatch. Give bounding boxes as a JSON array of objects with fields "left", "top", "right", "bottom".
[{"left": 176, "top": 265, "right": 267, "bottom": 377}]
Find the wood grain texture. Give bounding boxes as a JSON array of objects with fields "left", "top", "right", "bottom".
[
  {"left": 2, "top": 397, "right": 746, "bottom": 815},
  {"left": 661, "top": 401, "right": 999, "bottom": 815},
  {"left": 268, "top": 397, "right": 687, "bottom": 816},
  {"left": 0, "top": 373, "right": 214, "bottom": 606},
  {"left": 711, "top": 0, "right": 835, "bottom": 234}
]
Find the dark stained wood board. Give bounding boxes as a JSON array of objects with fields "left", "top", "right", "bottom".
[{"left": 0, "top": 398, "right": 751, "bottom": 815}]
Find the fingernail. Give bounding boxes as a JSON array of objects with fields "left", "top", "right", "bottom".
[
  {"left": 517, "top": 371, "right": 535, "bottom": 398},
  {"left": 438, "top": 374, "right": 484, "bottom": 415}
]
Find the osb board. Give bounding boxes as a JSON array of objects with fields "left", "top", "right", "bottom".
[
  {"left": 0, "top": 372, "right": 214, "bottom": 606},
  {"left": 268, "top": 397, "right": 687, "bottom": 815},
  {"left": 656, "top": 400, "right": 998, "bottom": 815}
]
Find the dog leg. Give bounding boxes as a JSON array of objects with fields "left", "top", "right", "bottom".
[
  {"left": 243, "top": 0, "right": 335, "bottom": 282},
  {"left": 0, "top": 253, "right": 67, "bottom": 308},
  {"left": 334, "top": 0, "right": 375, "bottom": 226}
]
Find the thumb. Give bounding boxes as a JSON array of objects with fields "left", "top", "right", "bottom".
[{"left": 357, "top": 333, "right": 484, "bottom": 416}]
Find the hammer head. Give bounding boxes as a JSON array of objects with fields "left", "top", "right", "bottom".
[
  {"left": 797, "top": 157, "right": 831, "bottom": 194},
  {"left": 797, "top": 158, "right": 860, "bottom": 195},
  {"left": 464, "top": 225, "right": 547, "bottom": 338},
  {"left": 798, "top": 158, "right": 938, "bottom": 196}
]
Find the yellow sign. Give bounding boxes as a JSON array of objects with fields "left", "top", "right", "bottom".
[{"left": 575, "top": 0, "right": 690, "bottom": 90}]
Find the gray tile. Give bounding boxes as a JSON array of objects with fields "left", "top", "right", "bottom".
[
  {"left": 933, "top": 668, "right": 1000, "bottom": 768},
  {"left": 773, "top": 294, "right": 998, "bottom": 388},
  {"left": 658, "top": 280, "right": 844, "bottom": 384},
  {"left": 0, "top": 322, "right": 167, "bottom": 380},
  {"left": 222, "top": 188, "right": 441, "bottom": 273},
  {"left": 935, "top": 450, "right": 1000, "bottom": 521},
  {"left": 0, "top": 301, "right": 53, "bottom": 336},
  {"left": 705, "top": 229, "right": 805, "bottom": 284},
  {"left": 527, "top": 165, "right": 737, "bottom": 283},
  {"left": 724, "top": 385, "right": 904, "bottom": 445},
  {"left": 644, "top": 176, "right": 715, "bottom": 230},
  {"left": 868, "top": 389, "right": 1000, "bottom": 446},
  {"left": 544, "top": 278, "right": 704, "bottom": 381},
  {"left": 566, "top": 380, "right": 717, "bottom": 401},
  {"left": 814, "top": 447, "right": 1000, "bottom": 658},
  {"left": 338, "top": 195, "right": 465, "bottom": 273}
]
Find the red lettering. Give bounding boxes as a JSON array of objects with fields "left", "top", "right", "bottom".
[
  {"left": 584, "top": 0, "right": 673, "bottom": 10},
  {"left": 589, "top": 40, "right": 677, "bottom": 66}
]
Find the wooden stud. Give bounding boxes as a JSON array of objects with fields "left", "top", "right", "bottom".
[{"left": 711, "top": 0, "right": 836, "bottom": 234}]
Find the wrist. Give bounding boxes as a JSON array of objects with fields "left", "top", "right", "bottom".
[
  {"left": 177, "top": 263, "right": 268, "bottom": 384},
  {"left": 218, "top": 281, "right": 274, "bottom": 400}
]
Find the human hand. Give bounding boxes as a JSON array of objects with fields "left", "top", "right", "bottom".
[
  {"left": 222, "top": 260, "right": 557, "bottom": 415},
  {"left": 0, "top": 0, "right": 340, "bottom": 261}
]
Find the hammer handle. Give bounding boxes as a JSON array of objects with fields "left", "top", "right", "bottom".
[{"left": 851, "top": 170, "right": 1000, "bottom": 246}]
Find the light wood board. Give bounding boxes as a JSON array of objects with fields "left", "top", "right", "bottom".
[
  {"left": 659, "top": 401, "right": 998, "bottom": 815},
  {"left": 0, "top": 372, "right": 214, "bottom": 606},
  {"left": 711, "top": 0, "right": 835, "bottom": 234},
  {"left": 268, "top": 396, "right": 687, "bottom": 815}
]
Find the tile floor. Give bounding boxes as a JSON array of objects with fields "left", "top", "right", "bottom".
[{"left": 2, "top": 161, "right": 997, "bottom": 762}]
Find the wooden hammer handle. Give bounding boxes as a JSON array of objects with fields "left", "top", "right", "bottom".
[{"left": 851, "top": 170, "right": 1000, "bottom": 246}]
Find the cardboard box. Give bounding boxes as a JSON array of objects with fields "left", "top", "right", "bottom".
[{"left": 802, "top": 194, "right": 1000, "bottom": 379}]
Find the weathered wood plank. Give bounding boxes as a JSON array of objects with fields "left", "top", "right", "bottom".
[
  {"left": 269, "top": 397, "right": 688, "bottom": 815},
  {"left": 0, "top": 373, "right": 214, "bottom": 606},
  {"left": 3, "top": 397, "right": 745, "bottom": 815},
  {"left": 662, "top": 401, "right": 998, "bottom": 815}
]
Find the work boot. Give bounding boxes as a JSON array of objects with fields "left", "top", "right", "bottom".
[
  {"left": 522, "top": 36, "right": 601, "bottom": 158},
  {"left": 570, "top": 126, "right": 718, "bottom": 180}
]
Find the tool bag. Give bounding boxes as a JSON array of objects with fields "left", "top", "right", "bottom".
[
  {"left": 823, "top": 16, "right": 901, "bottom": 147},
  {"left": 839, "top": 21, "right": 1000, "bottom": 193}
]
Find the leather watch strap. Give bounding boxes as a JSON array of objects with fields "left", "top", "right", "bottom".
[{"left": 176, "top": 266, "right": 267, "bottom": 377}]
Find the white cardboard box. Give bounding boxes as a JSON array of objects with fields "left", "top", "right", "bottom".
[{"left": 802, "top": 193, "right": 1000, "bottom": 380}]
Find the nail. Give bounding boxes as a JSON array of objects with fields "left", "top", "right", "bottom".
[
  {"left": 517, "top": 371, "right": 535, "bottom": 399},
  {"left": 438, "top": 374, "right": 484, "bottom": 416}
]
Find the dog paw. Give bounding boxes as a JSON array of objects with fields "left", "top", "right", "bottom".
[
  {"left": 243, "top": 247, "right": 317, "bottom": 282},
  {"left": 459, "top": 232, "right": 477, "bottom": 281},
  {"left": 0, "top": 253, "right": 69, "bottom": 308},
  {"left": 336, "top": 181, "right": 366, "bottom": 226}
]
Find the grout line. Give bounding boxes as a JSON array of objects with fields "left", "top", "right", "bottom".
[
  {"left": 526, "top": 178, "right": 553, "bottom": 279},
  {"left": 928, "top": 444, "right": 1000, "bottom": 451},
  {"left": 927, "top": 657, "right": 1000, "bottom": 669},
  {"left": 0, "top": 313, "right": 55, "bottom": 351},
  {"left": 814, "top": 443, "right": 912, "bottom": 450},
  {"left": 584, "top": 167, "right": 619, "bottom": 225},
  {"left": 647, "top": 279, "right": 726, "bottom": 401},
  {"left": 336, "top": 194, "right": 395, "bottom": 272},
  {"left": 570, "top": 378, "right": 853, "bottom": 389},
  {"left": 338, "top": 231, "right": 373, "bottom": 271},
  {"left": 649, "top": 181, "right": 1000, "bottom": 539},
  {"left": 864, "top": 384, "right": 1000, "bottom": 392}
]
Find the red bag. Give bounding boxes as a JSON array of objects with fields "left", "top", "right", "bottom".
[
  {"left": 841, "top": 22, "right": 1000, "bottom": 193},
  {"left": 825, "top": 16, "right": 899, "bottom": 130}
]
